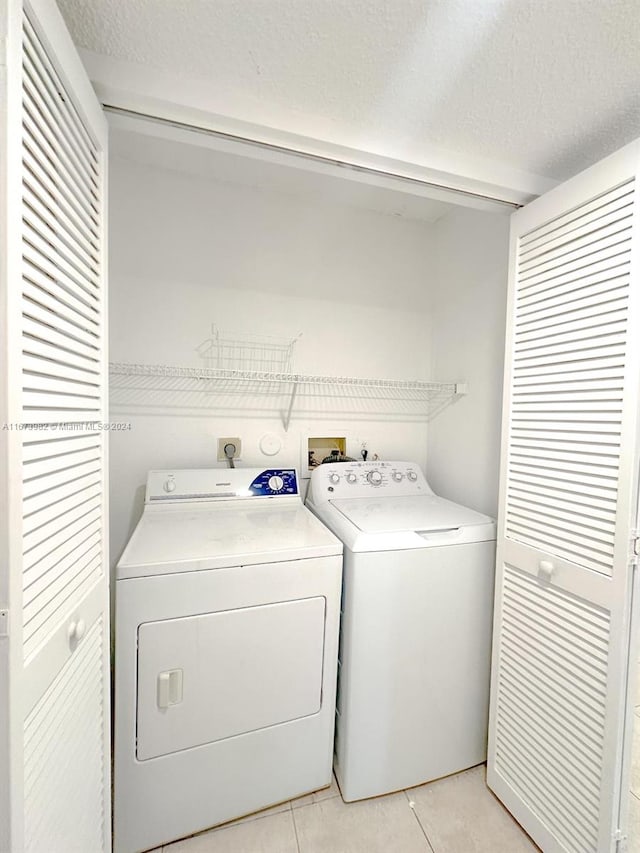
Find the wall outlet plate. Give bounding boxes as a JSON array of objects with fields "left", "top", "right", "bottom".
[{"left": 217, "top": 437, "right": 242, "bottom": 461}]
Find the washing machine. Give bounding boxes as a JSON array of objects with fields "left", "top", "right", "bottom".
[
  {"left": 113, "top": 467, "right": 342, "bottom": 853},
  {"left": 306, "top": 460, "right": 496, "bottom": 802}
]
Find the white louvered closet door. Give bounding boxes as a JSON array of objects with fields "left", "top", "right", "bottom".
[
  {"left": 488, "top": 140, "right": 640, "bottom": 853},
  {"left": 0, "top": 1, "right": 109, "bottom": 852}
]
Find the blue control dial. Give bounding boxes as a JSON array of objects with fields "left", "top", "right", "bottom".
[{"left": 249, "top": 469, "right": 298, "bottom": 496}]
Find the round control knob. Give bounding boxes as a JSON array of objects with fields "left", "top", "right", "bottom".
[
  {"left": 268, "top": 475, "right": 284, "bottom": 491},
  {"left": 407, "top": 471, "right": 418, "bottom": 482},
  {"left": 164, "top": 478, "right": 176, "bottom": 493},
  {"left": 392, "top": 472, "right": 403, "bottom": 482},
  {"left": 367, "top": 470, "right": 382, "bottom": 485},
  {"left": 329, "top": 473, "right": 340, "bottom": 484},
  {"left": 346, "top": 473, "right": 357, "bottom": 484}
]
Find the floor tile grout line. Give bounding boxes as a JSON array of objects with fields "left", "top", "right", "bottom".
[
  {"left": 403, "top": 789, "right": 437, "bottom": 853},
  {"left": 290, "top": 801, "right": 302, "bottom": 853}
]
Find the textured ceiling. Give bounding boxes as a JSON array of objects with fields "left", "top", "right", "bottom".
[{"left": 57, "top": 0, "right": 640, "bottom": 181}]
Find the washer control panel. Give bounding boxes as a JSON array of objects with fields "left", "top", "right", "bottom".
[
  {"left": 249, "top": 469, "right": 297, "bottom": 496},
  {"left": 146, "top": 468, "right": 299, "bottom": 502},
  {"left": 307, "top": 460, "right": 432, "bottom": 501}
]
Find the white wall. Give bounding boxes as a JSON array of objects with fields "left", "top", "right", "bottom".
[
  {"left": 427, "top": 207, "right": 510, "bottom": 518},
  {"left": 108, "top": 156, "right": 438, "bottom": 569}
]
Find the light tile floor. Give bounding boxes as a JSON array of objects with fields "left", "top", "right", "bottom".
[{"left": 159, "top": 765, "right": 540, "bottom": 853}]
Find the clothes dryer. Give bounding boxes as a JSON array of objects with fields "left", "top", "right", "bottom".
[{"left": 114, "top": 467, "right": 342, "bottom": 853}]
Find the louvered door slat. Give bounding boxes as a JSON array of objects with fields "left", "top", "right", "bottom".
[
  {"left": 22, "top": 432, "right": 100, "bottom": 463},
  {"left": 507, "top": 497, "right": 615, "bottom": 535},
  {"left": 23, "top": 221, "right": 99, "bottom": 297},
  {"left": 23, "top": 523, "right": 102, "bottom": 607},
  {"left": 22, "top": 84, "right": 98, "bottom": 213},
  {"left": 22, "top": 139, "right": 97, "bottom": 241},
  {"left": 23, "top": 242, "right": 98, "bottom": 313},
  {"left": 22, "top": 457, "right": 102, "bottom": 503},
  {"left": 489, "top": 147, "right": 640, "bottom": 853},
  {"left": 23, "top": 190, "right": 100, "bottom": 285},
  {"left": 21, "top": 97, "right": 99, "bottom": 235},
  {"left": 23, "top": 148, "right": 99, "bottom": 250},
  {"left": 518, "top": 227, "right": 632, "bottom": 281},
  {"left": 23, "top": 481, "right": 102, "bottom": 538},
  {"left": 498, "top": 655, "right": 604, "bottom": 757},
  {"left": 520, "top": 200, "right": 634, "bottom": 262},
  {"left": 23, "top": 375, "right": 101, "bottom": 402},
  {"left": 519, "top": 183, "right": 634, "bottom": 250},
  {"left": 518, "top": 215, "right": 633, "bottom": 273},
  {"left": 22, "top": 292, "right": 99, "bottom": 352},
  {"left": 22, "top": 316, "right": 99, "bottom": 367},
  {"left": 511, "top": 442, "right": 618, "bottom": 466},
  {"left": 507, "top": 481, "right": 617, "bottom": 515},
  {"left": 23, "top": 254, "right": 98, "bottom": 315},
  {"left": 23, "top": 445, "right": 102, "bottom": 487},
  {"left": 24, "top": 503, "right": 101, "bottom": 569},
  {"left": 23, "top": 357, "right": 100, "bottom": 391},
  {"left": 516, "top": 290, "right": 629, "bottom": 328},
  {"left": 23, "top": 274, "right": 99, "bottom": 331},
  {"left": 23, "top": 17, "right": 98, "bottom": 172},
  {"left": 518, "top": 243, "right": 631, "bottom": 291},
  {"left": 23, "top": 329, "right": 100, "bottom": 375},
  {"left": 22, "top": 176, "right": 99, "bottom": 275},
  {"left": 516, "top": 314, "right": 628, "bottom": 347},
  {"left": 23, "top": 185, "right": 100, "bottom": 281},
  {"left": 517, "top": 261, "right": 630, "bottom": 304}
]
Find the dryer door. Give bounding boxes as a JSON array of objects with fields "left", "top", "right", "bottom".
[{"left": 136, "top": 596, "right": 326, "bottom": 760}]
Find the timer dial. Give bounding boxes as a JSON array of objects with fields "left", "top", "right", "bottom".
[
  {"left": 268, "top": 475, "right": 284, "bottom": 491},
  {"left": 367, "top": 470, "right": 382, "bottom": 485},
  {"left": 164, "top": 478, "right": 176, "bottom": 493}
]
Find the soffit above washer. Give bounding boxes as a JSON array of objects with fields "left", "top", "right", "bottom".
[
  {"left": 110, "top": 125, "right": 459, "bottom": 223},
  {"left": 57, "top": 0, "right": 640, "bottom": 184}
]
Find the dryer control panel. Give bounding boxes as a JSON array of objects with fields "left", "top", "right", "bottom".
[
  {"left": 146, "top": 468, "right": 299, "bottom": 502},
  {"left": 307, "top": 460, "right": 433, "bottom": 504}
]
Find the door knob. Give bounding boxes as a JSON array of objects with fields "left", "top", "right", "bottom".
[{"left": 67, "top": 618, "right": 86, "bottom": 644}]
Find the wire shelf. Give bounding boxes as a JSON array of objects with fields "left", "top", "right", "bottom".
[
  {"left": 110, "top": 362, "right": 459, "bottom": 391},
  {"left": 108, "top": 362, "right": 466, "bottom": 429}
]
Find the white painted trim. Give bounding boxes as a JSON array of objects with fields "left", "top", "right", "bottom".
[
  {"left": 80, "top": 48, "right": 557, "bottom": 209},
  {"left": 0, "top": 2, "right": 26, "bottom": 849}
]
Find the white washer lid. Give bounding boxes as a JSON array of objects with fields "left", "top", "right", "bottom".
[
  {"left": 330, "top": 494, "right": 493, "bottom": 533},
  {"left": 117, "top": 501, "right": 342, "bottom": 579}
]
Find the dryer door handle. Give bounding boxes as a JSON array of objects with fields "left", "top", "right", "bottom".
[{"left": 157, "top": 669, "right": 184, "bottom": 709}]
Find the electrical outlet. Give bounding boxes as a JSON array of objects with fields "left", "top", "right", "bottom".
[{"left": 217, "top": 437, "right": 242, "bottom": 462}]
